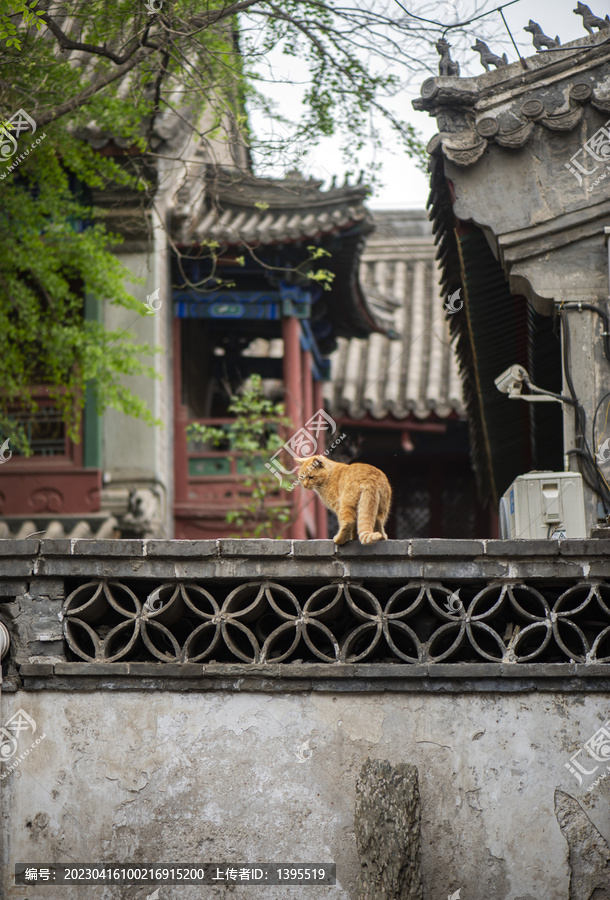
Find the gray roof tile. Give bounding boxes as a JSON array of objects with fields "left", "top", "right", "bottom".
[{"left": 324, "top": 211, "right": 465, "bottom": 421}]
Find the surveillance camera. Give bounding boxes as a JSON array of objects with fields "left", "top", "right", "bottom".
[{"left": 494, "top": 364, "right": 529, "bottom": 396}]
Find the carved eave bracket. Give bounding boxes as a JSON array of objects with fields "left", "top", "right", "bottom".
[
  {"left": 592, "top": 82, "right": 610, "bottom": 114},
  {"left": 428, "top": 132, "right": 486, "bottom": 167},
  {"left": 420, "top": 83, "right": 610, "bottom": 166}
]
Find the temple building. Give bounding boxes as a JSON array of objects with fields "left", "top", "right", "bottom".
[
  {"left": 413, "top": 18, "right": 610, "bottom": 534},
  {"left": 0, "top": 182, "right": 479, "bottom": 539},
  {"left": 0, "top": 157, "right": 389, "bottom": 541}
]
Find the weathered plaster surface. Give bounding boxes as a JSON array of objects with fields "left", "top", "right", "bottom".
[{"left": 2, "top": 690, "right": 609, "bottom": 900}]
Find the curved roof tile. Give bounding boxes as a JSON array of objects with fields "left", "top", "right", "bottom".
[
  {"left": 178, "top": 166, "right": 373, "bottom": 248},
  {"left": 324, "top": 211, "right": 465, "bottom": 421}
]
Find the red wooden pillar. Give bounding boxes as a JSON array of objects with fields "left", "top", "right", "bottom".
[
  {"left": 302, "top": 349, "right": 313, "bottom": 429},
  {"left": 282, "top": 315, "right": 306, "bottom": 539},
  {"left": 301, "top": 347, "right": 316, "bottom": 537},
  {"left": 313, "top": 379, "right": 328, "bottom": 539},
  {"left": 173, "top": 319, "right": 188, "bottom": 507}
]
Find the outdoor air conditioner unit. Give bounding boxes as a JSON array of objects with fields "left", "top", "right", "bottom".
[{"left": 498, "top": 471, "right": 587, "bottom": 540}]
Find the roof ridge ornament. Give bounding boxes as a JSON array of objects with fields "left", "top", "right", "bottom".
[
  {"left": 573, "top": 3, "right": 610, "bottom": 36},
  {"left": 524, "top": 20, "right": 561, "bottom": 51},
  {"left": 436, "top": 38, "right": 460, "bottom": 77},
  {"left": 471, "top": 38, "right": 508, "bottom": 71}
]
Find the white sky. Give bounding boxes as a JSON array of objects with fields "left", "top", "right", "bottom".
[{"left": 247, "top": 0, "right": 591, "bottom": 208}]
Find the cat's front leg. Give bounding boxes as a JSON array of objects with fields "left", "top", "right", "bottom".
[{"left": 333, "top": 523, "right": 355, "bottom": 544}]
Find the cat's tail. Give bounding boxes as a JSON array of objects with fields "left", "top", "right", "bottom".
[{"left": 357, "top": 486, "right": 383, "bottom": 544}]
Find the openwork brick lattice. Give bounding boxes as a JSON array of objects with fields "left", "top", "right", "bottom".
[{"left": 60, "top": 579, "right": 610, "bottom": 665}]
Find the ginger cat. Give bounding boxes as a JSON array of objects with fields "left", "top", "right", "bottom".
[{"left": 297, "top": 456, "right": 391, "bottom": 544}]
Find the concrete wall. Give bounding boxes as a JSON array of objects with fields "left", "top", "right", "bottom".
[
  {"left": 2, "top": 538, "right": 610, "bottom": 900},
  {"left": 3, "top": 688, "right": 610, "bottom": 900}
]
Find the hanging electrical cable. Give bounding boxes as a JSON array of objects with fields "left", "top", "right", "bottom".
[
  {"left": 558, "top": 302, "right": 610, "bottom": 363},
  {"left": 593, "top": 390, "right": 610, "bottom": 453},
  {"left": 391, "top": 0, "right": 522, "bottom": 34},
  {"left": 536, "top": 34, "right": 610, "bottom": 52}
]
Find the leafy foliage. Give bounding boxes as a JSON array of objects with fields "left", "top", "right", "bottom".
[
  {"left": 0, "top": 139, "right": 161, "bottom": 451},
  {"left": 186, "top": 374, "right": 293, "bottom": 538},
  {"left": 0, "top": 0, "right": 44, "bottom": 48},
  {"left": 0, "top": 0, "right": 447, "bottom": 451}
]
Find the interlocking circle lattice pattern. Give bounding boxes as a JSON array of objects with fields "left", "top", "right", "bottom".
[{"left": 60, "top": 579, "right": 610, "bottom": 665}]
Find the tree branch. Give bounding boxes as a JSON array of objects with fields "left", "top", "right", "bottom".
[
  {"left": 37, "top": 11, "right": 147, "bottom": 64},
  {"left": 34, "top": 46, "right": 157, "bottom": 126}
]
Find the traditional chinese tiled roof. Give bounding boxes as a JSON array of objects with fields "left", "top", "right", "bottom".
[
  {"left": 413, "top": 26, "right": 605, "bottom": 504},
  {"left": 414, "top": 30, "right": 610, "bottom": 168},
  {"left": 323, "top": 211, "right": 465, "bottom": 421},
  {"left": 172, "top": 165, "right": 388, "bottom": 342},
  {"left": 173, "top": 166, "right": 373, "bottom": 247}
]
